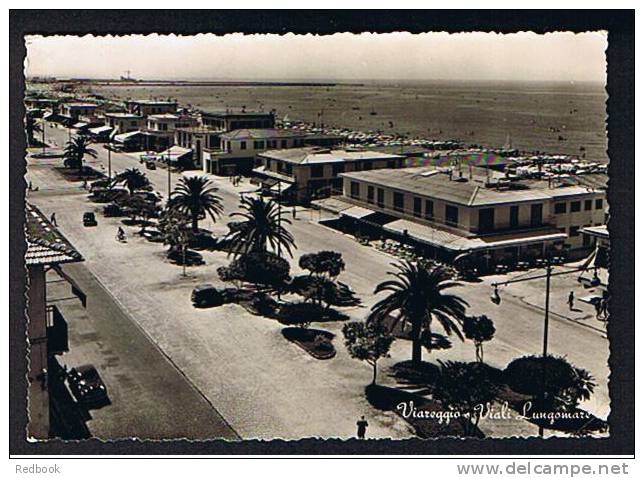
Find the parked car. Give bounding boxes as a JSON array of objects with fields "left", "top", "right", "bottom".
[
  {"left": 191, "top": 284, "right": 224, "bottom": 307},
  {"left": 103, "top": 203, "right": 123, "bottom": 217},
  {"left": 167, "top": 248, "right": 204, "bottom": 266},
  {"left": 142, "top": 227, "right": 164, "bottom": 243},
  {"left": 145, "top": 161, "right": 157, "bottom": 170},
  {"left": 67, "top": 365, "right": 108, "bottom": 407},
  {"left": 83, "top": 212, "right": 97, "bottom": 227}
]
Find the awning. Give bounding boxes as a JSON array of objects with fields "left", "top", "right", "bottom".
[
  {"left": 269, "top": 182, "right": 294, "bottom": 194},
  {"left": 114, "top": 130, "right": 144, "bottom": 143},
  {"left": 159, "top": 145, "right": 193, "bottom": 163},
  {"left": 73, "top": 122, "right": 89, "bottom": 129},
  {"left": 340, "top": 205, "right": 379, "bottom": 220},
  {"left": 384, "top": 219, "right": 567, "bottom": 252},
  {"left": 89, "top": 125, "right": 113, "bottom": 136},
  {"left": 252, "top": 166, "right": 295, "bottom": 184}
]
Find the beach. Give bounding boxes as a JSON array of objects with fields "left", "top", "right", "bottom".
[{"left": 84, "top": 79, "right": 608, "bottom": 163}]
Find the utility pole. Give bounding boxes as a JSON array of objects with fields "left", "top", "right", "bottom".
[
  {"left": 107, "top": 145, "right": 112, "bottom": 181},
  {"left": 167, "top": 150, "right": 172, "bottom": 199},
  {"left": 492, "top": 262, "right": 598, "bottom": 438}
]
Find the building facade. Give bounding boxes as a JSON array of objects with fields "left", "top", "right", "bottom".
[
  {"left": 253, "top": 147, "right": 406, "bottom": 203},
  {"left": 125, "top": 100, "right": 178, "bottom": 117},
  {"left": 104, "top": 112, "right": 145, "bottom": 135},
  {"left": 200, "top": 110, "right": 275, "bottom": 132},
  {"left": 337, "top": 167, "right": 606, "bottom": 263}
]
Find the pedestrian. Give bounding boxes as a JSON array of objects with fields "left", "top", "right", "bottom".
[
  {"left": 292, "top": 206, "right": 297, "bottom": 219},
  {"left": 594, "top": 299, "right": 602, "bottom": 320},
  {"left": 28, "top": 181, "right": 32, "bottom": 191},
  {"left": 567, "top": 291, "right": 575, "bottom": 311},
  {"left": 356, "top": 415, "right": 368, "bottom": 439},
  {"left": 50, "top": 212, "right": 57, "bottom": 226},
  {"left": 601, "top": 298, "right": 608, "bottom": 319}
]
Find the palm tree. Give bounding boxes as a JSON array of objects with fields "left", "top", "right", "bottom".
[
  {"left": 168, "top": 175, "right": 223, "bottom": 233},
  {"left": 369, "top": 261, "right": 469, "bottom": 366},
  {"left": 63, "top": 135, "right": 97, "bottom": 171},
  {"left": 113, "top": 168, "right": 150, "bottom": 195},
  {"left": 226, "top": 195, "right": 296, "bottom": 257}
]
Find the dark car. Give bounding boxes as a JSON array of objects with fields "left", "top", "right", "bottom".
[
  {"left": 103, "top": 203, "right": 123, "bottom": 217},
  {"left": 67, "top": 365, "right": 108, "bottom": 407},
  {"left": 83, "top": 212, "right": 97, "bottom": 227},
  {"left": 167, "top": 248, "right": 205, "bottom": 266},
  {"left": 145, "top": 161, "right": 157, "bottom": 170},
  {"left": 191, "top": 284, "right": 224, "bottom": 307}
]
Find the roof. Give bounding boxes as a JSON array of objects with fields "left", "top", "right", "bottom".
[
  {"left": 581, "top": 225, "right": 609, "bottom": 239},
  {"left": 202, "top": 110, "right": 274, "bottom": 118},
  {"left": 147, "top": 113, "right": 180, "bottom": 120},
  {"left": 64, "top": 102, "right": 98, "bottom": 109},
  {"left": 384, "top": 218, "right": 567, "bottom": 252},
  {"left": 259, "top": 147, "right": 404, "bottom": 165},
  {"left": 127, "top": 100, "right": 177, "bottom": 106},
  {"left": 341, "top": 167, "right": 603, "bottom": 207},
  {"left": 221, "top": 129, "right": 304, "bottom": 141},
  {"left": 89, "top": 125, "right": 113, "bottom": 135},
  {"left": 25, "top": 203, "right": 83, "bottom": 266},
  {"left": 114, "top": 130, "right": 144, "bottom": 142},
  {"left": 104, "top": 112, "right": 144, "bottom": 119}
]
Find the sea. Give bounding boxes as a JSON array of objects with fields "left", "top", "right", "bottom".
[{"left": 86, "top": 80, "right": 608, "bottom": 163}]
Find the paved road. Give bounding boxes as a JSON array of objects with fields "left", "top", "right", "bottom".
[
  {"left": 47, "top": 265, "right": 239, "bottom": 440},
  {"left": 28, "top": 124, "right": 610, "bottom": 439}
]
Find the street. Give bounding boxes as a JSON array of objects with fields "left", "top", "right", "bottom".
[{"left": 26, "top": 123, "right": 610, "bottom": 439}]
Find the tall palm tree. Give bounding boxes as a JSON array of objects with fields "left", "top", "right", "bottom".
[
  {"left": 63, "top": 134, "right": 97, "bottom": 171},
  {"left": 168, "top": 175, "right": 223, "bottom": 233},
  {"left": 226, "top": 195, "right": 296, "bottom": 257},
  {"left": 113, "top": 168, "right": 150, "bottom": 195},
  {"left": 369, "top": 261, "right": 469, "bottom": 366}
]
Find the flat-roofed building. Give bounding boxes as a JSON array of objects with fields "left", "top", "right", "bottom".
[
  {"left": 203, "top": 129, "right": 345, "bottom": 176},
  {"left": 200, "top": 110, "right": 275, "bottom": 132},
  {"left": 253, "top": 147, "right": 406, "bottom": 203},
  {"left": 175, "top": 126, "right": 221, "bottom": 167},
  {"left": 125, "top": 99, "right": 178, "bottom": 117},
  {"left": 60, "top": 102, "right": 99, "bottom": 123},
  {"left": 336, "top": 167, "right": 606, "bottom": 263},
  {"left": 144, "top": 114, "right": 199, "bottom": 151},
  {"left": 104, "top": 112, "right": 145, "bottom": 135}
]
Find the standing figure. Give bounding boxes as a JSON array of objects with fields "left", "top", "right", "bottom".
[
  {"left": 356, "top": 416, "right": 368, "bottom": 439},
  {"left": 567, "top": 291, "right": 575, "bottom": 311}
]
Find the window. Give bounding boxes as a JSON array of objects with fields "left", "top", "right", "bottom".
[
  {"left": 554, "top": 202, "right": 567, "bottom": 214},
  {"left": 332, "top": 164, "right": 345, "bottom": 176},
  {"left": 424, "top": 200, "right": 434, "bottom": 220},
  {"left": 363, "top": 162, "right": 373, "bottom": 170},
  {"left": 595, "top": 199, "right": 603, "bottom": 210},
  {"left": 569, "top": 226, "right": 580, "bottom": 237},
  {"left": 393, "top": 192, "right": 404, "bottom": 212},
  {"left": 311, "top": 165, "right": 324, "bottom": 178},
  {"left": 285, "top": 164, "right": 293, "bottom": 175},
  {"left": 530, "top": 203, "right": 543, "bottom": 227},
  {"left": 350, "top": 181, "right": 360, "bottom": 199},
  {"left": 478, "top": 208, "right": 495, "bottom": 233},
  {"left": 570, "top": 201, "right": 581, "bottom": 212},
  {"left": 240, "top": 141, "right": 247, "bottom": 150},
  {"left": 445, "top": 205, "right": 459, "bottom": 227},
  {"left": 258, "top": 141, "right": 265, "bottom": 149},
  {"left": 367, "top": 186, "right": 375, "bottom": 204},
  {"left": 281, "top": 140, "right": 288, "bottom": 148},
  {"left": 510, "top": 205, "right": 519, "bottom": 228},
  {"left": 413, "top": 197, "right": 422, "bottom": 217},
  {"left": 377, "top": 188, "right": 385, "bottom": 208},
  {"left": 387, "top": 160, "right": 396, "bottom": 169},
  {"left": 584, "top": 199, "right": 592, "bottom": 211}
]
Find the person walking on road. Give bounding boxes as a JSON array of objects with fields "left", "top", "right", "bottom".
[
  {"left": 567, "top": 291, "right": 575, "bottom": 311},
  {"left": 50, "top": 212, "right": 57, "bottom": 227},
  {"left": 594, "top": 299, "right": 603, "bottom": 320},
  {"left": 356, "top": 416, "right": 368, "bottom": 439}
]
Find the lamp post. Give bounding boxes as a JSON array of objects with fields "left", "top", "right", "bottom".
[
  {"left": 491, "top": 261, "right": 598, "bottom": 437},
  {"left": 107, "top": 145, "right": 112, "bottom": 181}
]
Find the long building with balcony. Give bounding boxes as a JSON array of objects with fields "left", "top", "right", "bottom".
[
  {"left": 333, "top": 167, "right": 606, "bottom": 264},
  {"left": 200, "top": 110, "right": 275, "bottom": 132},
  {"left": 253, "top": 147, "right": 406, "bottom": 203}
]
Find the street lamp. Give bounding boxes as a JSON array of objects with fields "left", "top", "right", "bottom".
[{"left": 491, "top": 260, "right": 598, "bottom": 437}]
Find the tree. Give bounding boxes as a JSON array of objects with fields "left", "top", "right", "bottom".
[
  {"left": 432, "top": 361, "right": 498, "bottom": 437},
  {"left": 169, "top": 175, "right": 223, "bottom": 233},
  {"left": 368, "top": 261, "right": 468, "bottom": 367},
  {"left": 299, "top": 251, "right": 345, "bottom": 279},
  {"left": 112, "top": 168, "right": 150, "bottom": 195},
  {"left": 158, "top": 207, "right": 193, "bottom": 277},
  {"left": 63, "top": 135, "right": 97, "bottom": 171},
  {"left": 343, "top": 321, "right": 394, "bottom": 385},
  {"left": 217, "top": 251, "right": 291, "bottom": 290},
  {"left": 504, "top": 355, "right": 596, "bottom": 411},
  {"left": 225, "top": 196, "right": 295, "bottom": 257},
  {"left": 462, "top": 315, "right": 496, "bottom": 364},
  {"left": 119, "top": 195, "right": 160, "bottom": 229}
]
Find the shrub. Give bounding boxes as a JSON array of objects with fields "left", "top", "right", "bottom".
[
  {"left": 218, "top": 251, "right": 291, "bottom": 288},
  {"left": 504, "top": 355, "right": 596, "bottom": 410}
]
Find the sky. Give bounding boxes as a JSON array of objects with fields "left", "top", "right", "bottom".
[{"left": 25, "top": 32, "right": 607, "bottom": 83}]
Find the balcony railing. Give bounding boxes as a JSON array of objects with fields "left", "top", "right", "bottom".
[{"left": 46, "top": 305, "right": 68, "bottom": 355}]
